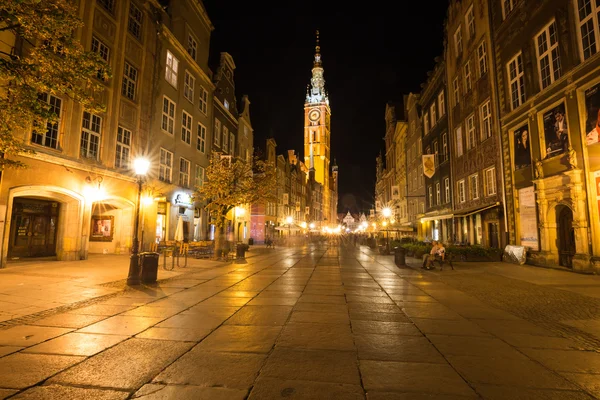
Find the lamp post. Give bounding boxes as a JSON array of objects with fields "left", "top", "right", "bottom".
[{"left": 127, "top": 157, "right": 150, "bottom": 285}]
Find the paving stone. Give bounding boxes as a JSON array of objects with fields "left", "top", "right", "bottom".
[
  {"left": 388, "top": 294, "right": 436, "bottom": 302},
  {"left": 23, "top": 332, "right": 128, "bottom": 356},
  {"left": 427, "top": 334, "right": 528, "bottom": 359},
  {"left": 366, "top": 392, "right": 479, "bottom": 399},
  {"left": 11, "top": 384, "right": 129, "bottom": 399},
  {"left": 474, "top": 319, "right": 552, "bottom": 337},
  {"left": 297, "top": 294, "right": 347, "bottom": 304},
  {"left": 473, "top": 384, "right": 594, "bottom": 400},
  {"left": 217, "top": 290, "right": 260, "bottom": 298},
  {"left": 68, "top": 304, "right": 135, "bottom": 316},
  {"left": 351, "top": 321, "right": 422, "bottom": 336},
  {"left": 278, "top": 322, "right": 355, "bottom": 351},
  {"left": 401, "top": 304, "right": 463, "bottom": 320},
  {"left": 360, "top": 360, "right": 475, "bottom": 396},
  {"left": 0, "top": 389, "right": 17, "bottom": 399},
  {"left": 29, "top": 313, "right": 108, "bottom": 329},
  {"left": 248, "top": 377, "right": 364, "bottom": 399},
  {"left": 156, "top": 314, "right": 224, "bottom": 330},
  {"left": 195, "top": 325, "right": 281, "bottom": 353},
  {"left": 260, "top": 347, "right": 361, "bottom": 385},
  {"left": 293, "top": 303, "right": 348, "bottom": 313},
  {"left": 290, "top": 310, "right": 350, "bottom": 325},
  {"left": 121, "top": 306, "right": 184, "bottom": 319},
  {"left": 0, "top": 353, "right": 84, "bottom": 389},
  {"left": 77, "top": 315, "right": 162, "bottom": 336},
  {"left": 225, "top": 306, "right": 293, "bottom": 326},
  {"left": 411, "top": 318, "right": 491, "bottom": 336},
  {"left": 501, "top": 333, "right": 581, "bottom": 350},
  {"left": 200, "top": 296, "right": 251, "bottom": 306},
  {"left": 447, "top": 354, "right": 577, "bottom": 389},
  {"left": 348, "top": 303, "right": 402, "bottom": 313},
  {"left": 136, "top": 326, "right": 212, "bottom": 342},
  {"left": 559, "top": 372, "right": 600, "bottom": 398},
  {"left": 0, "top": 325, "right": 72, "bottom": 347},
  {"left": 247, "top": 297, "right": 298, "bottom": 306},
  {"left": 154, "top": 350, "right": 265, "bottom": 389},
  {"left": 349, "top": 311, "right": 411, "bottom": 323},
  {"left": 346, "top": 295, "right": 395, "bottom": 304},
  {"left": 355, "top": 334, "right": 445, "bottom": 363},
  {"left": 132, "top": 384, "right": 247, "bottom": 400},
  {"left": 521, "top": 348, "right": 600, "bottom": 374},
  {"left": 183, "top": 305, "right": 240, "bottom": 317},
  {"left": 48, "top": 338, "right": 192, "bottom": 390},
  {"left": 0, "top": 346, "right": 23, "bottom": 357}
]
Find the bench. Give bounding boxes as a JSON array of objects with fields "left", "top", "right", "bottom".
[{"left": 433, "top": 253, "right": 455, "bottom": 271}]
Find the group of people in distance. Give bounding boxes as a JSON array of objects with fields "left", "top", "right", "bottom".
[{"left": 422, "top": 240, "right": 445, "bottom": 270}]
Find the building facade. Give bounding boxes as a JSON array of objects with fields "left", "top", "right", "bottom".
[{"left": 405, "top": 93, "right": 427, "bottom": 239}]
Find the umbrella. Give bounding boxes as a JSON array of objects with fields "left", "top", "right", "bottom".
[{"left": 174, "top": 216, "right": 184, "bottom": 241}]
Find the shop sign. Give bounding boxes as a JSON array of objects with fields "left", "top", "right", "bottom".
[
  {"left": 518, "top": 186, "right": 539, "bottom": 251},
  {"left": 173, "top": 192, "right": 193, "bottom": 207},
  {"left": 157, "top": 202, "right": 167, "bottom": 215}
]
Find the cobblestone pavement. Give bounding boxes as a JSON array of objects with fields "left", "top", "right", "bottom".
[{"left": 0, "top": 242, "right": 599, "bottom": 399}]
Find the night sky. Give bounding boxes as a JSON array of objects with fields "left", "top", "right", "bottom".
[{"left": 203, "top": 1, "right": 448, "bottom": 215}]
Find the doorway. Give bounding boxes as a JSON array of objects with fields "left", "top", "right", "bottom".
[
  {"left": 488, "top": 222, "right": 499, "bottom": 248},
  {"left": 8, "top": 199, "right": 59, "bottom": 258},
  {"left": 557, "top": 206, "right": 575, "bottom": 268}
]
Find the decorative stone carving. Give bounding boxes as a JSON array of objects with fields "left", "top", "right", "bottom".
[
  {"left": 568, "top": 146, "right": 578, "bottom": 169},
  {"left": 535, "top": 159, "right": 544, "bottom": 179}
]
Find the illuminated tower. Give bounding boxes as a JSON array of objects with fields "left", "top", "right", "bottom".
[{"left": 304, "top": 30, "right": 332, "bottom": 224}]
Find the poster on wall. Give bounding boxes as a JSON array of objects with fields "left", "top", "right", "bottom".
[
  {"left": 90, "top": 215, "right": 114, "bottom": 242},
  {"left": 585, "top": 83, "right": 600, "bottom": 146},
  {"left": 392, "top": 186, "right": 400, "bottom": 199},
  {"left": 543, "top": 102, "right": 569, "bottom": 159},
  {"left": 514, "top": 123, "right": 531, "bottom": 169},
  {"left": 518, "top": 186, "right": 539, "bottom": 251}
]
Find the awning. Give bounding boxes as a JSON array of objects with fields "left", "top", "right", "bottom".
[
  {"left": 421, "top": 213, "right": 454, "bottom": 222},
  {"left": 454, "top": 202, "right": 501, "bottom": 218}
]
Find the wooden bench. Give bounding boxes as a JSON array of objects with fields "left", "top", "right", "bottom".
[{"left": 433, "top": 253, "right": 455, "bottom": 271}]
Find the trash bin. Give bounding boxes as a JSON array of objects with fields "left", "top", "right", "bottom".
[
  {"left": 140, "top": 252, "right": 160, "bottom": 283},
  {"left": 394, "top": 247, "right": 406, "bottom": 266},
  {"left": 236, "top": 243, "right": 248, "bottom": 259},
  {"left": 248, "top": 238, "right": 254, "bottom": 245}
]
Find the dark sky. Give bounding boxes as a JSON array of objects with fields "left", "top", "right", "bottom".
[{"left": 203, "top": 1, "right": 448, "bottom": 214}]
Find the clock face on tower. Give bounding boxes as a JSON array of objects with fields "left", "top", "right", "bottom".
[{"left": 309, "top": 109, "right": 320, "bottom": 122}]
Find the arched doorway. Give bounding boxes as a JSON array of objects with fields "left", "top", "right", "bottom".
[{"left": 556, "top": 205, "right": 575, "bottom": 268}]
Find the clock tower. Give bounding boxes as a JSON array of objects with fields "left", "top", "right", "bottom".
[{"left": 304, "top": 31, "right": 334, "bottom": 224}]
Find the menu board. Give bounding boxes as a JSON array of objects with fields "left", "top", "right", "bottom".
[{"left": 518, "top": 186, "right": 539, "bottom": 251}]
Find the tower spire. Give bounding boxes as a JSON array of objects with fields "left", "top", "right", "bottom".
[
  {"left": 305, "top": 29, "right": 328, "bottom": 104},
  {"left": 314, "top": 30, "right": 321, "bottom": 67}
]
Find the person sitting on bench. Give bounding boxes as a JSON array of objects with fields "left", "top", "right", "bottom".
[{"left": 423, "top": 241, "right": 439, "bottom": 269}]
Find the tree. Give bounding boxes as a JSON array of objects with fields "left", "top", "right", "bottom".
[
  {"left": 197, "top": 152, "right": 276, "bottom": 258},
  {"left": 0, "top": 0, "right": 109, "bottom": 169}
]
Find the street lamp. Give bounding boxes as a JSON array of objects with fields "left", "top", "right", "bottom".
[
  {"left": 127, "top": 157, "right": 150, "bottom": 285},
  {"left": 382, "top": 207, "right": 392, "bottom": 254}
]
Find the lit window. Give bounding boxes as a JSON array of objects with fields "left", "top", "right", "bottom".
[
  {"left": 485, "top": 167, "right": 497, "bottom": 196},
  {"left": 224, "top": 99, "right": 229, "bottom": 110},
  {"left": 184, "top": 71, "right": 195, "bottom": 103},
  {"left": 466, "top": 114, "right": 476, "bottom": 150},
  {"left": 165, "top": 50, "right": 179, "bottom": 88},
  {"left": 187, "top": 34, "right": 197, "bottom": 61},
  {"left": 161, "top": 96, "right": 175, "bottom": 134},
  {"left": 197, "top": 123, "right": 206, "bottom": 153},
  {"left": 433, "top": 141, "right": 439, "bottom": 167},
  {"left": 122, "top": 61, "right": 137, "bottom": 100},
  {"left": 199, "top": 86, "right": 208, "bottom": 114},
  {"left": 480, "top": 100, "right": 492, "bottom": 140},
  {"left": 464, "top": 61, "right": 472, "bottom": 92},
  {"left": 115, "top": 126, "right": 131, "bottom": 169},
  {"left": 430, "top": 103, "right": 437, "bottom": 127},
  {"left": 181, "top": 111, "right": 192, "bottom": 145},
  {"left": 466, "top": 5, "right": 475, "bottom": 38},
  {"left": 159, "top": 148, "right": 173, "bottom": 183},
  {"left": 438, "top": 91, "right": 445, "bottom": 116},
  {"left": 128, "top": 3, "right": 142, "bottom": 40},
  {"left": 458, "top": 180, "right": 466, "bottom": 203},
  {"left": 536, "top": 20, "right": 562, "bottom": 89},
  {"left": 453, "top": 77, "right": 460, "bottom": 106},
  {"left": 214, "top": 119, "right": 221, "bottom": 146},
  {"left": 576, "top": 0, "right": 600, "bottom": 60},
  {"left": 436, "top": 182, "right": 441, "bottom": 205},
  {"left": 32, "top": 94, "right": 61, "bottom": 149},
  {"left": 179, "top": 157, "right": 190, "bottom": 188},
  {"left": 454, "top": 26, "right": 462, "bottom": 54},
  {"left": 444, "top": 177, "right": 450, "bottom": 203},
  {"left": 469, "top": 174, "right": 479, "bottom": 200},
  {"left": 455, "top": 126, "right": 463, "bottom": 157},
  {"left": 507, "top": 52, "right": 526, "bottom": 110},
  {"left": 428, "top": 186, "right": 433, "bottom": 207},
  {"left": 80, "top": 112, "right": 102, "bottom": 159},
  {"left": 478, "top": 41, "right": 488, "bottom": 76},
  {"left": 442, "top": 133, "right": 448, "bottom": 162},
  {"left": 195, "top": 165, "right": 204, "bottom": 188},
  {"left": 91, "top": 36, "right": 110, "bottom": 80}
]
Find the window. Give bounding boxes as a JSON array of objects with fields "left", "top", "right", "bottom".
[
  {"left": 469, "top": 174, "right": 479, "bottom": 200},
  {"left": 224, "top": 99, "right": 229, "bottom": 110},
  {"left": 197, "top": 123, "right": 206, "bottom": 153},
  {"left": 442, "top": 133, "right": 448, "bottom": 162},
  {"left": 436, "top": 183, "right": 441, "bottom": 205},
  {"left": 32, "top": 94, "right": 61, "bottom": 149},
  {"left": 97, "top": 0, "right": 114, "bottom": 14},
  {"left": 195, "top": 165, "right": 204, "bottom": 188},
  {"left": 187, "top": 34, "right": 197, "bottom": 61},
  {"left": 536, "top": 20, "right": 562, "bottom": 89},
  {"left": 214, "top": 119, "right": 221, "bottom": 146},
  {"left": 80, "top": 112, "right": 102, "bottom": 159},
  {"left": 438, "top": 91, "right": 445, "bottom": 116},
  {"left": 444, "top": 178, "right": 450, "bottom": 203},
  {"left": 430, "top": 103, "right": 437, "bottom": 126},
  {"left": 433, "top": 141, "right": 439, "bottom": 167},
  {"left": 453, "top": 77, "right": 460, "bottom": 105},
  {"left": 199, "top": 86, "right": 208, "bottom": 114},
  {"left": 478, "top": 42, "right": 488, "bottom": 76},
  {"left": 121, "top": 61, "right": 137, "bottom": 100},
  {"left": 91, "top": 36, "right": 109, "bottom": 80},
  {"left": 181, "top": 111, "right": 192, "bottom": 145},
  {"left": 223, "top": 126, "right": 229, "bottom": 151},
  {"left": 576, "top": 0, "right": 600, "bottom": 60},
  {"left": 480, "top": 100, "right": 492, "bottom": 140},
  {"left": 184, "top": 71, "right": 195, "bottom": 103},
  {"left": 161, "top": 96, "right": 175, "bottom": 134},
  {"left": 165, "top": 50, "right": 179, "bottom": 88},
  {"left": 115, "top": 126, "right": 131, "bottom": 169},
  {"left": 159, "top": 148, "right": 173, "bottom": 183},
  {"left": 230, "top": 132, "right": 235, "bottom": 156},
  {"left": 485, "top": 167, "right": 497, "bottom": 196},
  {"left": 179, "top": 158, "right": 190, "bottom": 188},
  {"left": 455, "top": 126, "right": 463, "bottom": 156},
  {"left": 502, "top": 0, "right": 515, "bottom": 19},
  {"left": 128, "top": 2, "right": 142, "bottom": 40},
  {"left": 464, "top": 61, "right": 472, "bottom": 92},
  {"left": 458, "top": 180, "right": 466, "bottom": 203},
  {"left": 466, "top": 114, "right": 476, "bottom": 149},
  {"left": 428, "top": 186, "right": 433, "bottom": 207},
  {"left": 466, "top": 5, "right": 475, "bottom": 38},
  {"left": 508, "top": 52, "right": 526, "bottom": 110},
  {"left": 424, "top": 112, "right": 430, "bottom": 134},
  {"left": 454, "top": 26, "right": 462, "bottom": 54}
]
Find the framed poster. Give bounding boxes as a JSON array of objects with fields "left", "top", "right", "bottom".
[
  {"left": 542, "top": 102, "right": 569, "bottom": 159},
  {"left": 90, "top": 215, "right": 114, "bottom": 242},
  {"left": 585, "top": 83, "right": 600, "bottom": 146},
  {"left": 391, "top": 186, "right": 400, "bottom": 199},
  {"left": 513, "top": 123, "right": 531, "bottom": 169},
  {"left": 518, "top": 187, "right": 539, "bottom": 250}
]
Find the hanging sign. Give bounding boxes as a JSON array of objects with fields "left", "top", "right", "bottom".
[
  {"left": 423, "top": 154, "right": 435, "bottom": 178},
  {"left": 173, "top": 192, "right": 193, "bottom": 207}
]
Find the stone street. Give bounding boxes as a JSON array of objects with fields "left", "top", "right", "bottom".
[{"left": 0, "top": 243, "right": 599, "bottom": 399}]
